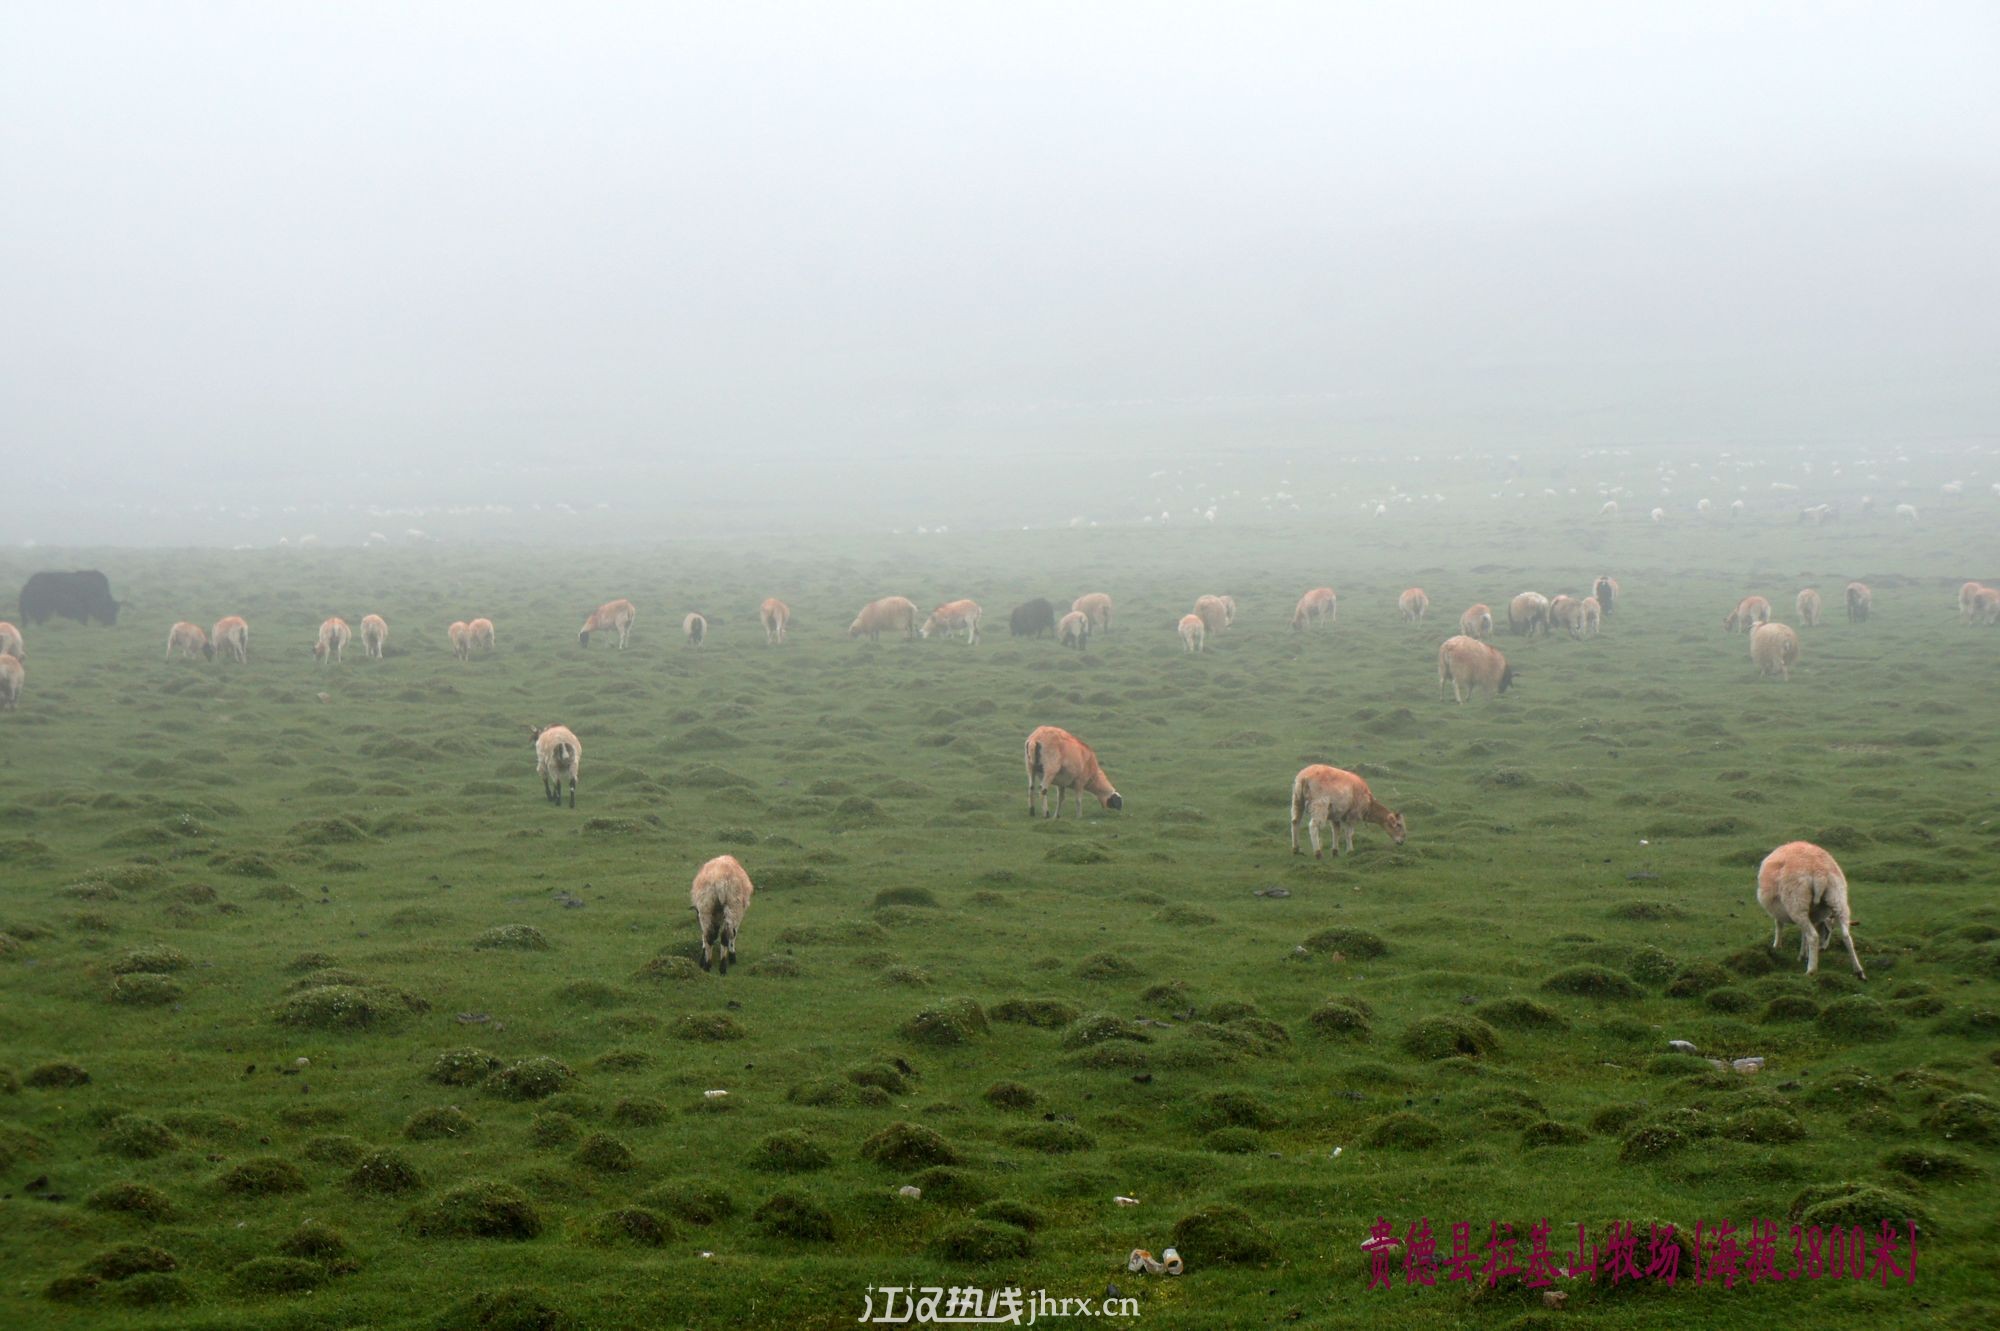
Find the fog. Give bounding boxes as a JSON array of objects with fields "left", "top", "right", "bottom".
[{"left": 6, "top": 2, "right": 1998, "bottom": 544}]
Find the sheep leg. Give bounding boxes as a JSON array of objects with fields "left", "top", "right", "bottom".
[
  {"left": 567, "top": 775, "right": 576, "bottom": 809},
  {"left": 1308, "top": 817, "right": 1323, "bottom": 860},
  {"left": 1834, "top": 919, "right": 1865, "bottom": 980},
  {"left": 1802, "top": 924, "right": 1820, "bottom": 975}
]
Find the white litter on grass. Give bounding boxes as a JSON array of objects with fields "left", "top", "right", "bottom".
[
  {"left": 1330, "top": 1147, "right": 1343, "bottom": 1158},
  {"left": 1114, "top": 1196, "right": 1140, "bottom": 1207},
  {"left": 704, "top": 1089, "right": 728, "bottom": 1098},
  {"left": 1667, "top": 1040, "right": 1698, "bottom": 1054},
  {"left": 898, "top": 1185, "right": 922, "bottom": 1199}
]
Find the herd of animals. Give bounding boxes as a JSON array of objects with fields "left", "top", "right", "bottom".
[{"left": 7, "top": 565, "right": 1997, "bottom": 984}]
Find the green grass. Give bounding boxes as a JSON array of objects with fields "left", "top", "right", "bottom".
[{"left": 2, "top": 504, "right": 1998, "bottom": 1329}]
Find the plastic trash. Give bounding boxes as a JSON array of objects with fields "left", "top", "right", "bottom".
[
  {"left": 1114, "top": 1196, "right": 1140, "bottom": 1206},
  {"left": 1667, "top": 1040, "right": 1698, "bottom": 1054},
  {"left": 1127, "top": 1250, "right": 1164, "bottom": 1275},
  {"left": 1162, "top": 1248, "right": 1184, "bottom": 1276},
  {"left": 898, "top": 1185, "right": 922, "bottom": 1200}
]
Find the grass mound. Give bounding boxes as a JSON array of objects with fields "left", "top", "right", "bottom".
[
  {"left": 1475, "top": 997, "right": 1568, "bottom": 1029},
  {"left": 1365, "top": 1112, "right": 1443, "bottom": 1148},
  {"left": 1400, "top": 1015, "right": 1501, "bottom": 1060},
  {"left": 1010, "top": 1122, "right": 1095, "bottom": 1153},
  {"left": 472, "top": 924, "right": 549, "bottom": 950},
  {"left": 1307, "top": 999, "right": 1373, "bottom": 1039},
  {"left": 1302, "top": 927, "right": 1388, "bottom": 959},
  {"left": 984, "top": 1081, "right": 1041, "bottom": 1110},
  {"left": 487, "top": 1057, "right": 576, "bottom": 1100},
  {"left": 860, "top": 1121, "right": 959, "bottom": 1169},
  {"left": 935, "top": 1219, "right": 1033, "bottom": 1261},
  {"left": 990, "top": 997, "right": 1080, "bottom": 1028},
  {"left": 232, "top": 1256, "right": 326, "bottom": 1294},
  {"left": 1170, "top": 1204, "right": 1280, "bottom": 1266},
  {"left": 275, "top": 984, "right": 426, "bottom": 1031},
  {"left": 574, "top": 1132, "right": 638, "bottom": 1172},
  {"left": 406, "top": 1180, "right": 544, "bottom": 1240},
  {"left": 751, "top": 1130, "right": 832, "bottom": 1172},
  {"left": 218, "top": 1156, "right": 308, "bottom": 1196},
  {"left": 429, "top": 1048, "right": 501, "bottom": 1085},
  {"left": 100, "top": 1114, "right": 179, "bottom": 1159},
  {"left": 1542, "top": 965, "right": 1642, "bottom": 999},
  {"left": 1927, "top": 1094, "right": 2000, "bottom": 1144},
  {"left": 901, "top": 997, "right": 988, "bottom": 1045},
  {"left": 405, "top": 1106, "right": 476, "bottom": 1140},
  {"left": 85, "top": 1243, "right": 179, "bottom": 1279},
  {"left": 752, "top": 1192, "right": 835, "bottom": 1241},
  {"left": 1817, "top": 995, "right": 1901, "bottom": 1041},
  {"left": 347, "top": 1148, "right": 424, "bottom": 1195},
  {"left": 438, "top": 1288, "right": 567, "bottom": 1331},
  {"left": 86, "top": 1181, "right": 177, "bottom": 1221},
  {"left": 583, "top": 1206, "right": 675, "bottom": 1247},
  {"left": 641, "top": 1179, "right": 735, "bottom": 1225}
]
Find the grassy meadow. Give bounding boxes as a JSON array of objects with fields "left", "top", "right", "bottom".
[{"left": 2, "top": 503, "right": 1998, "bottom": 1331}]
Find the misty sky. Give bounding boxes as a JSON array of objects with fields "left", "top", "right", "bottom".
[{"left": 4, "top": 2, "right": 1998, "bottom": 538}]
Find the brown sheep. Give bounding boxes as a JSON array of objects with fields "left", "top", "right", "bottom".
[
  {"left": 1178, "top": 613, "right": 1205, "bottom": 653},
  {"left": 448, "top": 621, "right": 470, "bottom": 661},
  {"left": 1750, "top": 622, "right": 1800, "bottom": 680},
  {"left": 1290, "top": 764, "right": 1406, "bottom": 863},
  {"left": 531, "top": 724, "right": 581, "bottom": 807},
  {"left": 1458, "top": 604, "right": 1494, "bottom": 640},
  {"left": 1972, "top": 587, "right": 2000, "bottom": 626},
  {"left": 690, "top": 854, "right": 755, "bottom": 975},
  {"left": 849, "top": 595, "right": 918, "bottom": 641},
  {"left": 1192, "top": 594, "right": 1230, "bottom": 635},
  {"left": 1507, "top": 592, "right": 1550, "bottom": 637},
  {"left": 684, "top": 612, "right": 707, "bottom": 647},
  {"left": 1024, "top": 725, "right": 1122, "bottom": 819},
  {"left": 1757, "top": 841, "right": 1863, "bottom": 978},
  {"left": 0, "top": 653, "right": 21, "bottom": 710},
  {"left": 1397, "top": 588, "right": 1428, "bottom": 623},
  {"left": 314, "top": 617, "right": 352, "bottom": 663},
  {"left": 1845, "top": 581, "right": 1872, "bottom": 623},
  {"left": 1579, "top": 596, "right": 1602, "bottom": 638},
  {"left": 1795, "top": 588, "right": 1822, "bottom": 627},
  {"left": 579, "top": 598, "right": 637, "bottom": 649},
  {"left": 359, "top": 614, "right": 389, "bottom": 659},
  {"left": 1057, "top": 609, "right": 1090, "bottom": 650},
  {"left": 1958, "top": 581, "right": 1987, "bottom": 624},
  {"left": 760, "top": 597, "right": 790, "bottom": 645},
  {"left": 166, "top": 621, "right": 212, "bottom": 660},
  {"left": 1072, "top": 593, "right": 1113, "bottom": 634},
  {"left": 211, "top": 616, "right": 248, "bottom": 663},
  {"left": 467, "top": 618, "right": 495, "bottom": 652},
  {"left": 919, "top": 599, "right": 982, "bottom": 644},
  {"left": 0, "top": 622, "right": 20, "bottom": 660},
  {"left": 1291, "top": 587, "right": 1337, "bottom": 631},
  {"left": 1548, "top": 594, "right": 1583, "bottom": 638},
  {"left": 1722, "top": 595, "right": 1772, "bottom": 633},
  {"left": 1438, "top": 635, "right": 1515, "bottom": 703}
]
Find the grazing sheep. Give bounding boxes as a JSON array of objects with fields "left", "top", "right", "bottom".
[
  {"left": 0, "top": 653, "right": 22, "bottom": 710},
  {"left": 684, "top": 612, "right": 707, "bottom": 647},
  {"left": 530, "top": 723, "right": 581, "bottom": 808},
  {"left": 1592, "top": 575, "right": 1620, "bottom": 619},
  {"left": 1009, "top": 598, "right": 1057, "bottom": 638},
  {"left": 1599, "top": 500, "right": 1619, "bottom": 518},
  {"left": 211, "top": 616, "right": 248, "bottom": 663},
  {"left": 1730, "top": 500, "right": 1744, "bottom": 517},
  {"left": 1290, "top": 764, "right": 1407, "bottom": 863},
  {"left": 1757, "top": 841, "right": 1864, "bottom": 978},
  {"left": 0, "top": 622, "right": 24, "bottom": 660},
  {"left": 1958, "top": 582, "right": 1987, "bottom": 623},
  {"left": 1651, "top": 507, "right": 1665, "bottom": 523},
  {"left": 1750, "top": 622, "right": 1800, "bottom": 681},
  {"left": 1548, "top": 594, "right": 1584, "bottom": 637},
  {"left": 1458, "top": 603, "right": 1494, "bottom": 640},
  {"left": 359, "top": 614, "right": 389, "bottom": 659},
  {"left": 1024, "top": 725, "right": 1123, "bottom": 819},
  {"left": 448, "top": 621, "right": 470, "bottom": 660},
  {"left": 919, "top": 599, "right": 982, "bottom": 644},
  {"left": 1192, "top": 594, "right": 1230, "bottom": 635},
  {"left": 1507, "top": 592, "right": 1550, "bottom": 637},
  {"left": 1698, "top": 498, "right": 1712, "bottom": 514},
  {"left": 314, "top": 617, "right": 352, "bottom": 663},
  {"left": 1970, "top": 587, "right": 2000, "bottom": 625},
  {"left": 1579, "top": 596, "right": 1602, "bottom": 637},
  {"left": 1722, "top": 596, "right": 1772, "bottom": 633},
  {"left": 166, "top": 621, "right": 212, "bottom": 660},
  {"left": 467, "top": 618, "right": 494, "bottom": 653},
  {"left": 1178, "top": 613, "right": 1206, "bottom": 653},
  {"left": 1398, "top": 588, "right": 1429, "bottom": 622},
  {"left": 1057, "top": 609, "right": 1090, "bottom": 650},
  {"left": 579, "top": 598, "right": 637, "bottom": 649},
  {"left": 1072, "top": 592, "right": 1113, "bottom": 634},
  {"left": 1438, "top": 635, "right": 1516, "bottom": 703},
  {"left": 1845, "top": 581, "right": 1872, "bottom": 623},
  {"left": 690, "top": 853, "right": 755, "bottom": 975},
  {"left": 1895, "top": 503, "right": 1918, "bottom": 522},
  {"left": 1795, "top": 588, "right": 1822, "bottom": 627},
  {"left": 1219, "top": 594, "right": 1239, "bottom": 627},
  {"left": 1291, "top": 587, "right": 1337, "bottom": 631},
  {"left": 849, "top": 595, "right": 918, "bottom": 641},
  {"left": 760, "top": 597, "right": 790, "bottom": 645}
]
